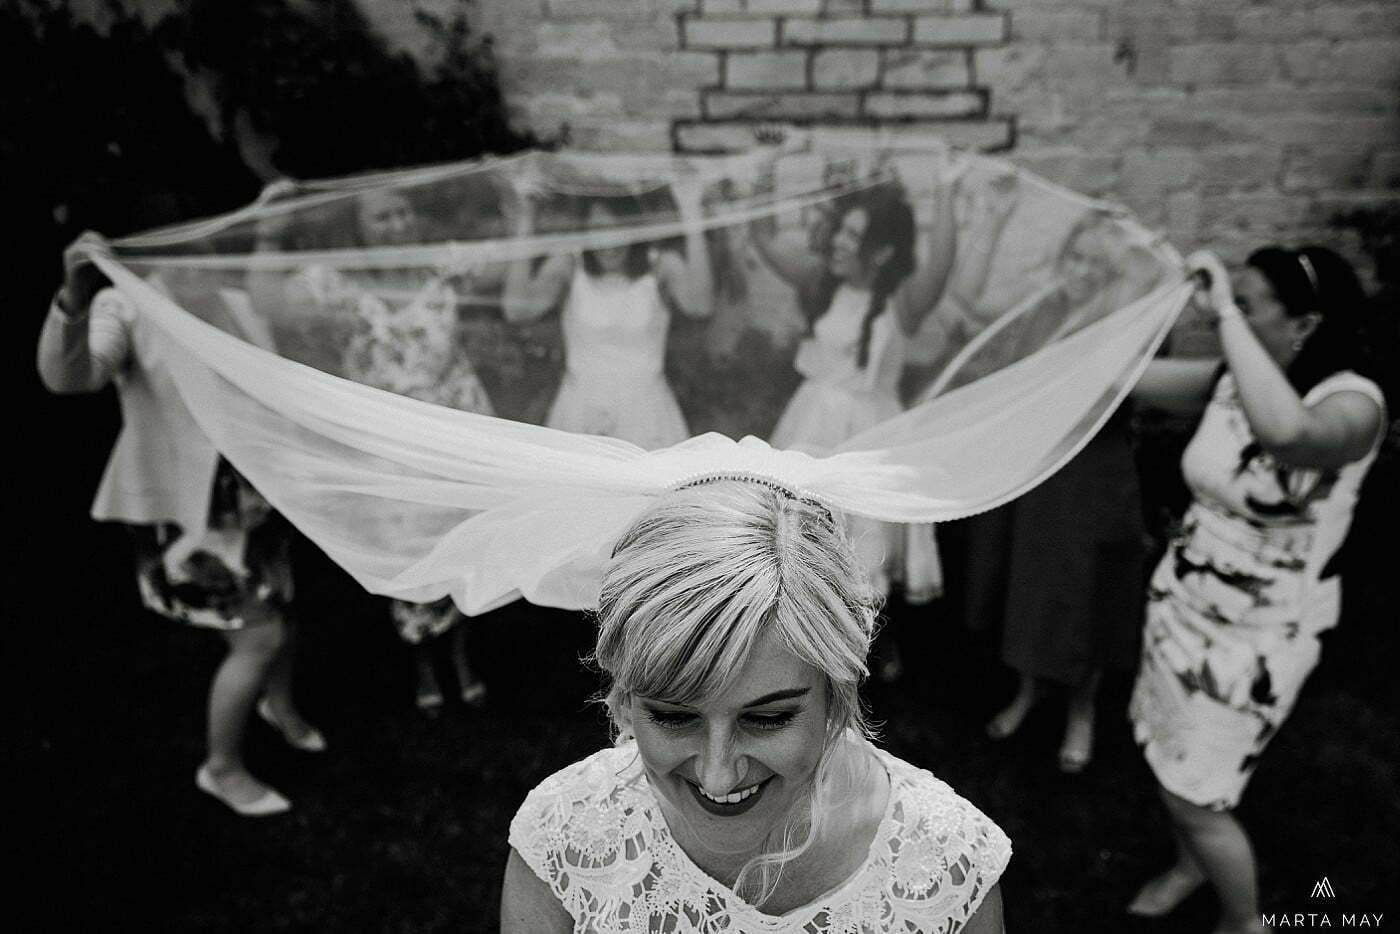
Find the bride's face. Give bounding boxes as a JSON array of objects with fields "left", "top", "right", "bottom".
[{"left": 630, "top": 629, "right": 829, "bottom": 862}]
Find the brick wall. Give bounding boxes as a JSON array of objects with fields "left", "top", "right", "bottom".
[{"left": 462, "top": 0, "right": 1398, "bottom": 279}]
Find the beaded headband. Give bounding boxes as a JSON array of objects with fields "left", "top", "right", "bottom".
[{"left": 674, "top": 472, "right": 837, "bottom": 525}]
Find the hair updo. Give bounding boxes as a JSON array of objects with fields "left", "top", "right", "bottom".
[{"left": 592, "top": 479, "right": 880, "bottom": 905}]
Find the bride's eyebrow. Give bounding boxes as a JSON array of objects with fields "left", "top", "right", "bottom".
[{"left": 741, "top": 687, "right": 809, "bottom": 708}]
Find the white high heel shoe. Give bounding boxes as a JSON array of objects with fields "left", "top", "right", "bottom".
[
  {"left": 195, "top": 765, "right": 291, "bottom": 817},
  {"left": 257, "top": 698, "right": 328, "bottom": 753}
]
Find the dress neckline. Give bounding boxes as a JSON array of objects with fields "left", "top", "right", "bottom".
[{"left": 636, "top": 739, "right": 898, "bottom": 925}]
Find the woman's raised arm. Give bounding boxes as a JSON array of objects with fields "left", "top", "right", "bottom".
[
  {"left": 500, "top": 187, "right": 574, "bottom": 324},
  {"left": 37, "top": 232, "right": 129, "bottom": 395}
]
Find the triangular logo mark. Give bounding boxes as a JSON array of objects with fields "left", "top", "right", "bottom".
[{"left": 1311, "top": 876, "right": 1336, "bottom": 898}]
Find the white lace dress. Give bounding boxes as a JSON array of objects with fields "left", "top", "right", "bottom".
[
  {"left": 508, "top": 741, "right": 1011, "bottom": 933},
  {"left": 546, "top": 265, "right": 689, "bottom": 449}
]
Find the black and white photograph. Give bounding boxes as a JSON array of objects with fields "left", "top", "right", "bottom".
[{"left": 11, "top": 1, "right": 1398, "bottom": 931}]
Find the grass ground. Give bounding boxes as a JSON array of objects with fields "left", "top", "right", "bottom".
[{"left": 17, "top": 519, "right": 1399, "bottom": 933}]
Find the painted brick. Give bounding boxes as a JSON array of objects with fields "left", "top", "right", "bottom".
[
  {"left": 972, "top": 45, "right": 1047, "bottom": 93},
  {"left": 1282, "top": 145, "right": 1378, "bottom": 192},
  {"left": 1315, "top": 4, "right": 1400, "bottom": 39},
  {"left": 864, "top": 90, "right": 984, "bottom": 119},
  {"left": 808, "top": 118, "right": 1014, "bottom": 151},
  {"left": 1198, "top": 146, "right": 1285, "bottom": 193},
  {"left": 883, "top": 49, "right": 970, "bottom": 88},
  {"left": 1146, "top": 115, "right": 1254, "bottom": 149},
  {"left": 673, "top": 118, "right": 1011, "bottom": 153},
  {"left": 1119, "top": 147, "right": 1200, "bottom": 205},
  {"left": 812, "top": 48, "right": 881, "bottom": 89},
  {"left": 673, "top": 122, "right": 772, "bottom": 152},
  {"left": 684, "top": 18, "right": 778, "bottom": 49},
  {"left": 1103, "top": 9, "right": 1198, "bottom": 46},
  {"left": 535, "top": 22, "right": 619, "bottom": 59},
  {"left": 782, "top": 17, "right": 908, "bottom": 46},
  {"left": 1193, "top": 87, "right": 1395, "bottom": 117},
  {"left": 1167, "top": 43, "right": 1278, "bottom": 86},
  {"left": 508, "top": 54, "right": 720, "bottom": 108},
  {"left": 1199, "top": 192, "right": 1312, "bottom": 235},
  {"left": 912, "top": 14, "right": 1007, "bottom": 46},
  {"left": 744, "top": 0, "right": 824, "bottom": 13},
  {"left": 1039, "top": 43, "right": 1121, "bottom": 82},
  {"left": 546, "top": 0, "right": 695, "bottom": 20},
  {"left": 1278, "top": 41, "right": 1332, "bottom": 82},
  {"left": 517, "top": 93, "right": 627, "bottom": 133},
  {"left": 1234, "top": 8, "right": 1315, "bottom": 41},
  {"left": 1328, "top": 41, "right": 1400, "bottom": 85},
  {"left": 701, "top": 1, "right": 745, "bottom": 13},
  {"left": 1371, "top": 149, "right": 1400, "bottom": 189},
  {"left": 727, "top": 50, "right": 808, "bottom": 89},
  {"left": 567, "top": 119, "right": 675, "bottom": 151},
  {"left": 704, "top": 91, "right": 860, "bottom": 120},
  {"left": 1246, "top": 115, "right": 1400, "bottom": 148},
  {"left": 1017, "top": 147, "right": 1121, "bottom": 197},
  {"left": 1011, "top": 10, "right": 1103, "bottom": 42},
  {"left": 871, "top": 0, "right": 960, "bottom": 12}
]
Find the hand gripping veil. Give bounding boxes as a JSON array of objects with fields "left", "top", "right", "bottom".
[{"left": 90, "top": 142, "right": 1193, "bottom": 614}]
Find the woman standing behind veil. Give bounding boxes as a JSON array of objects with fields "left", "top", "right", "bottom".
[
  {"left": 748, "top": 167, "right": 958, "bottom": 603},
  {"left": 258, "top": 186, "right": 495, "bottom": 714},
  {"left": 501, "top": 173, "right": 714, "bottom": 449}
]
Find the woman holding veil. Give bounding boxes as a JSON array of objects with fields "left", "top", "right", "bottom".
[
  {"left": 38, "top": 233, "right": 325, "bottom": 816},
  {"left": 501, "top": 174, "right": 714, "bottom": 448},
  {"left": 748, "top": 171, "right": 958, "bottom": 602}
]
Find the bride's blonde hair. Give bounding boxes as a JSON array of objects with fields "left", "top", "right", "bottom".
[{"left": 593, "top": 479, "right": 880, "bottom": 905}]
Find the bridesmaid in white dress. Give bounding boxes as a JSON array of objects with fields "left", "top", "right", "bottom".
[
  {"left": 749, "top": 180, "right": 958, "bottom": 601},
  {"left": 502, "top": 182, "right": 714, "bottom": 449}
]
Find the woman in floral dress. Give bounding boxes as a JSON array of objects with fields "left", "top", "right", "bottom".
[
  {"left": 1127, "top": 246, "right": 1388, "bottom": 934},
  {"left": 292, "top": 189, "right": 494, "bottom": 713}
]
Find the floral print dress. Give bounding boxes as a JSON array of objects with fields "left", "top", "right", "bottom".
[
  {"left": 1129, "top": 371, "right": 1385, "bottom": 809},
  {"left": 303, "top": 267, "right": 495, "bottom": 643}
]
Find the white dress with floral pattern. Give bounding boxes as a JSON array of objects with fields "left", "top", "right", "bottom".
[
  {"left": 1129, "top": 371, "right": 1386, "bottom": 809},
  {"left": 509, "top": 741, "right": 1011, "bottom": 933}
]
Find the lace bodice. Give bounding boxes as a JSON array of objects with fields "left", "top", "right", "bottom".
[{"left": 508, "top": 742, "right": 1011, "bottom": 933}]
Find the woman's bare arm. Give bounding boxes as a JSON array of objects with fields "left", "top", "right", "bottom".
[
  {"left": 960, "top": 883, "right": 1006, "bottom": 934},
  {"left": 656, "top": 178, "right": 716, "bottom": 318},
  {"left": 892, "top": 178, "right": 958, "bottom": 337},
  {"left": 501, "top": 191, "right": 574, "bottom": 323},
  {"left": 500, "top": 847, "right": 572, "bottom": 934},
  {"left": 1132, "top": 357, "right": 1221, "bottom": 415}
]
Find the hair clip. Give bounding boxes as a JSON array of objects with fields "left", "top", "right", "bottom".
[{"left": 1296, "top": 251, "right": 1320, "bottom": 296}]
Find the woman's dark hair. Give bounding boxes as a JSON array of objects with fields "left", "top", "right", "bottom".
[
  {"left": 579, "top": 194, "right": 652, "bottom": 280},
  {"left": 800, "top": 185, "right": 917, "bottom": 368},
  {"left": 1247, "top": 245, "right": 1382, "bottom": 401}
]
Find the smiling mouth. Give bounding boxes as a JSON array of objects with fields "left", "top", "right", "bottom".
[{"left": 686, "top": 776, "right": 773, "bottom": 817}]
